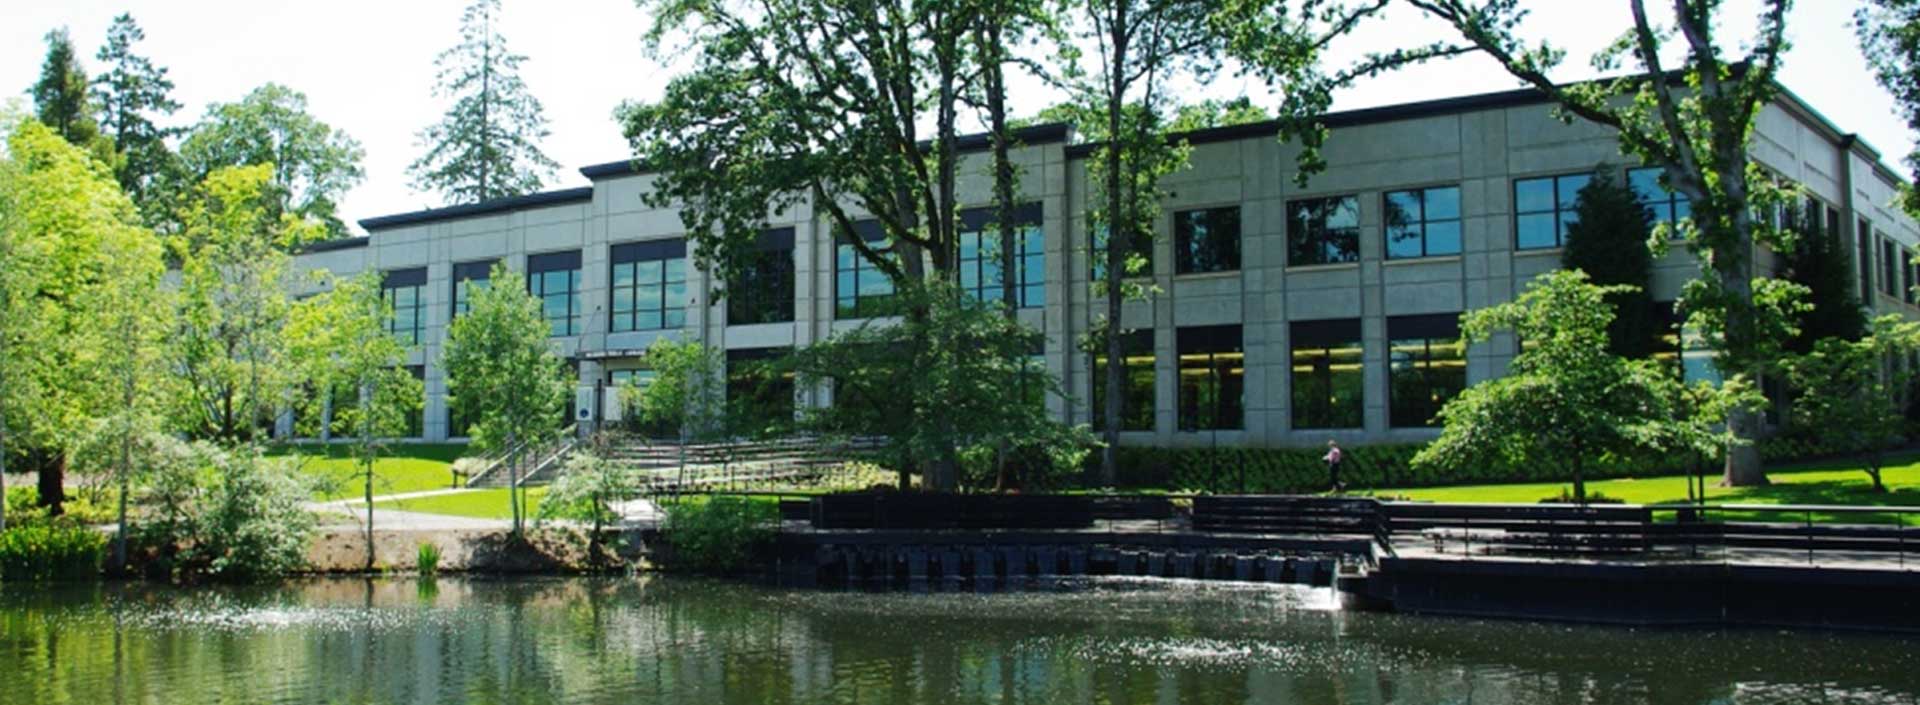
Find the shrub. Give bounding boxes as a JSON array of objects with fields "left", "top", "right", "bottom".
[
  {"left": 1538, "top": 489, "right": 1626, "bottom": 505},
  {"left": 1098, "top": 443, "right": 1764, "bottom": 494},
  {"left": 661, "top": 496, "right": 777, "bottom": 574},
  {"left": 132, "top": 440, "right": 319, "bottom": 582},
  {"left": 0, "top": 522, "right": 107, "bottom": 582},
  {"left": 417, "top": 542, "right": 442, "bottom": 575}
]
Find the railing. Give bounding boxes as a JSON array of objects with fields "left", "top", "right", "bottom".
[{"left": 462, "top": 425, "right": 578, "bottom": 488}]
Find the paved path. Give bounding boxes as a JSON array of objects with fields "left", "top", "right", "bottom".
[{"left": 312, "top": 490, "right": 664, "bottom": 530}]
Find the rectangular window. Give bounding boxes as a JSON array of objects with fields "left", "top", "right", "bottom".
[
  {"left": 1384, "top": 186, "right": 1462, "bottom": 259},
  {"left": 1387, "top": 314, "right": 1465, "bottom": 428},
  {"left": 527, "top": 251, "right": 582, "bottom": 336},
  {"left": 611, "top": 239, "right": 688, "bottom": 333},
  {"left": 726, "top": 347, "right": 793, "bottom": 433},
  {"left": 729, "top": 228, "right": 796, "bottom": 325},
  {"left": 1287, "top": 195, "right": 1361, "bottom": 266},
  {"left": 1174, "top": 206, "right": 1241, "bottom": 273},
  {"left": 451, "top": 259, "right": 496, "bottom": 318},
  {"left": 1628, "top": 167, "right": 1691, "bottom": 236},
  {"left": 1176, "top": 325, "right": 1243, "bottom": 431},
  {"left": 1514, "top": 173, "right": 1592, "bottom": 249},
  {"left": 1908, "top": 258, "right": 1916, "bottom": 306},
  {"left": 1091, "top": 329, "right": 1155, "bottom": 431},
  {"left": 1883, "top": 237, "right": 1899, "bottom": 297},
  {"left": 382, "top": 267, "right": 427, "bottom": 346},
  {"left": 1291, "top": 319, "right": 1363, "bottom": 429},
  {"left": 1091, "top": 225, "right": 1153, "bottom": 281},
  {"left": 835, "top": 221, "right": 898, "bottom": 319},
  {"left": 405, "top": 365, "right": 425, "bottom": 438},
  {"left": 1859, "top": 220, "right": 1874, "bottom": 302},
  {"left": 958, "top": 204, "right": 1045, "bottom": 307}
]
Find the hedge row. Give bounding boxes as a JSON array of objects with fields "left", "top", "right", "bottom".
[
  {"left": 0, "top": 522, "right": 107, "bottom": 582},
  {"left": 1092, "top": 435, "right": 1860, "bottom": 494}
]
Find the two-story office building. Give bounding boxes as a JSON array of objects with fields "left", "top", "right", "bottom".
[{"left": 289, "top": 82, "right": 1920, "bottom": 447}]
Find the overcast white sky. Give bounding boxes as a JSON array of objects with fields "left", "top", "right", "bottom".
[{"left": 1, "top": 0, "right": 1908, "bottom": 236}]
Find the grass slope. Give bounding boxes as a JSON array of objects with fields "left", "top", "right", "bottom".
[
  {"left": 370, "top": 487, "right": 548, "bottom": 519},
  {"left": 271, "top": 443, "right": 471, "bottom": 501}
]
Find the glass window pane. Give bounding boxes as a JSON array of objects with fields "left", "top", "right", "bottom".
[
  {"left": 1425, "top": 187, "right": 1460, "bottom": 220},
  {"left": 665, "top": 281, "right": 687, "bottom": 308},
  {"left": 1426, "top": 221, "right": 1462, "bottom": 256},
  {"left": 612, "top": 287, "right": 634, "bottom": 313},
  {"left": 612, "top": 263, "right": 635, "bottom": 287},
  {"left": 1327, "top": 197, "right": 1359, "bottom": 229},
  {"left": 1516, "top": 213, "right": 1557, "bottom": 249},
  {"left": 1386, "top": 224, "right": 1425, "bottom": 260},
  {"left": 1515, "top": 178, "right": 1554, "bottom": 213},
  {"left": 1629, "top": 168, "right": 1664, "bottom": 203},
  {"left": 1385, "top": 191, "right": 1421, "bottom": 230},
  {"left": 1558, "top": 174, "right": 1591, "bottom": 206}
]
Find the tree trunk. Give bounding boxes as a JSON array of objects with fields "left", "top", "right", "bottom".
[
  {"left": 1721, "top": 406, "right": 1767, "bottom": 487},
  {"left": 1099, "top": 5, "right": 1130, "bottom": 488},
  {"left": 38, "top": 451, "right": 65, "bottom": 517}
]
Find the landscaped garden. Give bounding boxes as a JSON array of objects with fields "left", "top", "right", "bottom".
[{"left": 272, "top": 443, "right": 473, "bottom": 500}]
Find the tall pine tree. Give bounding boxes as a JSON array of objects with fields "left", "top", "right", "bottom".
[
  {"left": 92, "top": 14, "right": 182, "bottom": 221},
  {"left": 1561, "top": 170, "right": 1656, "bottom": 359},
  {"left": 410, "top": 0, "right": 557, "bottom": 205},
  {"left": 30, "top": 28, "right": 106, "bottom": 153}
]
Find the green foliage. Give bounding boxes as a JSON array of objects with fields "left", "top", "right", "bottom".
[
  {"left": 1539, "top": 489, "right": 1623, "bottom": 505},
  {"left": 178, "top": 84, "right": 365, "bottom": 240},
  {"left": 537, "top": 450, "right": 633, "bottom": 535},
  {"left": 633, "top": 337, "right": 724, "bottom": 440},
  {"left": 416, "top": 541, "right": 441, "bottom": 575},
  {"left": 30, "top": 27, "right": 109, "bottom": 160},
  {"left": 411, "top": 0, "right": 559, "bottom": 204},
  {"left": 91, "top": 14, "right": 183, "bottom": 223},
  {"left": 0, "top": 522, "right": 106, "bottom": 582},
  {"left": 1168, "top": 97, "right": 1272, "bottom": 132},
  {"left": 1778, "top": 317, "right": 1920, "bottom": 492},
  {"left": 660, "top": 496, "right": 776, "bottom": 574},
  {"left": 132, "top": 439, "right": 319, "bottom": 582},
  {"left": 1856, "top": 0, "right": 1920, "bottom": 218},
  {"left": 787, "top": 281, "right": 1095, "bottom": 490},
  {"left": 1414, "top": 271, "right": 1758, "bottom": 502},
  {"left": 1561, "top": 170, "right": 1656, "bottom": 358},
  {"left": 1778, "top": 200, "right": 1868, "bottom": 353}
]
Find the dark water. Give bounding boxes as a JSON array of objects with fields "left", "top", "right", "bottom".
[{"left": 3, "top": 577, "right": 1918, "bottom": 704}]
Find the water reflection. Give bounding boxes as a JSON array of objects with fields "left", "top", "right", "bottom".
[{"left": 3, "top": 577, "right": 1917, "bottom": 704}]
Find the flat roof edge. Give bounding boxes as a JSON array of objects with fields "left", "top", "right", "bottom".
[{"left": 358, "top": 187, "right": 596, "bottom": 231}]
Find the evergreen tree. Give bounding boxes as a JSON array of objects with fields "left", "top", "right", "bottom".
[
  {"left": 1778, "top": 200, "right": 1866, "bottom": 354},
  {"left": 92, "top": 14, "right": 183, "bottom": 221},
  {"left": 410, "top": 0, "right": 558, "bottom": 205},
  {"left": 30, "top": 28, "right": 106, "bottom": 152},
  {"left": 1560, "top": 170, "right": 1656, "bottom": 358}
]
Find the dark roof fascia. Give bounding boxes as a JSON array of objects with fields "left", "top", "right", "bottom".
[
  {"left": 358, "top": 187, "right": 595, "bottom": 231},
  {"left": 577, "top": 123, "right": 1075, "bottom": 181},
  {"left": 299, "top": 236, "right": 371, "bottom": 254}
]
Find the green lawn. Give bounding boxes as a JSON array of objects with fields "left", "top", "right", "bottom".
[
  {"left": 370, "top": 487, "right": 547, "bottom": 519},
  {"left": 270, "top": 443, "right": 473, "bottom": 501},
  {"left": 1359, "top": 453, "right": 1920, "bottom": 523}
]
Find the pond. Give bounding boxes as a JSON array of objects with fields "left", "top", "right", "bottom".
[{"left": 2, "top": 576, "right": 1916, "bottom": 704}]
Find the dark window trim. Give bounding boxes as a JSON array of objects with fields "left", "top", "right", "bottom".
[
  {"left": 729, "top": 227, "right": 798, "bottom": 325},
  {"left": 1286, "top": 195, "right": 1362, "bottom": 267},
  {"left": 1172, "top": 205, "right": 1243, "bottom": 274},
  {"left": 1628, "top": 166, "right": 1691, "bottom": 239},
  {"left": 1386, "top": 313, "right": 1464, "bottom": 429},
  {"left": 527, "top": 251, "right": 583, "bottom": 337},
  {"left": 1090, "top": 328, "right": 1156, "bottom": 432},
  {"left": 1175, "top": 324, "right": 1244, "bottom": 431},
  {"left": 382, "top": 267, "right": 427, "bottom": 345},
  {"left": 610, "top": 238, "right": 688, "bottom": 333},
  {"left": 957, "top": 203, "right": 1046, "bottom": 307},
  {"left": 450, "top": 258, "right": 498, "bottom": 318},
  {"left": 835, "top": 220, "right": 898, "bottom": 319},
  {"left": 1289, "top": 318, "right": 1364, "bottom": 430},
  {"left": 1383, "top": 185, "right": 1463, "bottom": 260},
  {"left": 1513, "top": 172, "right": 1593, "bottom": 250}
]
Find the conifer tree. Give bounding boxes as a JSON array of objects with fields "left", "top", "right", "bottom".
[
  {"left": 30, "top": 28, "right": 107, "bottom": 154},
  {"left": 410, "top": 0, "right": 558, "bottom": 205},
  {"left": 1561, "top": 170, "right": 1656, "bottom": 359},
  {"left": 92, "top": 14, "right": 183, "bottom": 220},
  {"left": 1778, "top": 200, "right": 1866, "bottom": 354}
]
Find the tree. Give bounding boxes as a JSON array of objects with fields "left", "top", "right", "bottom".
[
  {"left": 1856, "top": 0, "right": 1920, "bottom": 218},
  {"left": 1777, "top": 199, "right": 1866, "bottom": 354},
  {"left": 633, "top": 337, "right": 725, "bottom": 441},
  {"left": 1404, "top": 0, "right": 1803, "bottom": 487},
  {"left": 30, "top": 28, "right": 105, "bottom": 154},
  {"left": 442, "top": 262, "right": 571, "bottom": 533},
  {"left": 786, "top": 281, "right": 1095, "bottom": 489},
  {"left": 1779, "top": 317, "right": 1920, "bottom": 493},
  {"left": 1560, "top": 170, "right": 1656, "bottom": 358},
  {"left": 288, "top": 272, "right": 423, "bottom": 570},
  {"left": 167, "top": 165, "right": 320, "bottom": 442},
  {"left": 1414, "top": 271, "right": 1754, "bottom": 503},
  {"left": 410, "top": 0, "right": 559, "bottom": 204},
  {"left": 538, "top": 448, "right": 634, "bottom": 561},
  {"left": 1168, "top": 97, "right": 1272, "bottom": 132},
  {"left": 0, "top": 119, "right": 158, "bottom": 518},
  {"left": 91, "top": 14, "right": 183, "bottom": 222},
  {"left": 179, "top": 84, "right": 366, "bottom": 240}
]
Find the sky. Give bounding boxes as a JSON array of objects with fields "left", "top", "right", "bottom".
[{"left": 1, "top": 1, "right": 1909, "bottom": 237}]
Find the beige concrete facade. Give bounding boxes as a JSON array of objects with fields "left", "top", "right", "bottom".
[{"left": 291, "top": 84, "right": 1920, "bottom": 447}]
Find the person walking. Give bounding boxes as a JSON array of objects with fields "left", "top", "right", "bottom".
[{"left": 1323, "top": 439, "right": 1344, "bottom": 492}]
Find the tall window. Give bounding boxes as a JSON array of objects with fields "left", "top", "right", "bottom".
[
  {"left": 835, "top": 221, "right": 898, "bottom": 319},
  {"left": 1091, "top": 225, "right": 1153, "bottom": 281},
  {"left": 957, "top": 204, "right": 1045, "bottom": 307},
  {"left": 382, "top": 268, "right": 426, "bottom": 345},
  {"left": 1287, "top": 195, "right": 1360, "bottom": 266},
  {"left": 1387, "top": 314, "right": 1465, "bottom": 428},
  {"left": 1291, "top": 319, "right": 1363, "bottom": 429},
  {"left": 727, "top": 347, "right": 793, "bottom": 432},
  {"left": 611, "top": 239, "right": 688, "bottom": 333},
  {"left": 1514, "top": 173, "right": 1592, "bottom": 249},
  {"left": 1884, "top": 237, "right": 1900, "bottom": 298},
  {"left": 1384, "top": 186, "right": 1462, "bottom": 259},
  {"left": 1628, "top": 167, "right": 1691, "bottom": 235},
  {"left": 729, "top": 228, "right": 796, "bottom": 325},
  {"left": 1174, "top": 206, "right": 1241, "bottom": 273},
  {"left": 451, "top": 259, "right": 496, "bottom": 317},
  {"left": 1091, "top": 329, "right": 1155, "bottom": 431},
  {"left": 527, "top": 251, "right": 582, "bottom": 336},
  {"left": 1177, "top": 325, "right": 1243, "bottom": 430},
  {"left": 1860, "top": 220, "right": 1875, "bottom": 302}
]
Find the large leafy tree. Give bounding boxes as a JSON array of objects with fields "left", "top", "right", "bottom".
[
  {"left": 179, "top": 84, "right": 365, "bottom": 240},
  {"left": 1856, "top": 0, "right": 1920, "bottom": 218},
  {"left": 631, "top": 337, "right": 726, "bottom": 441},
  {"left": 410, "top": 0, "right": 559, "bottom": 204},
  {"left": 442, "top": 263, "right": 571, "bottom": 532},
  {"left": 0, "top": 119, "right": 159, "bottom": 518},
  {"left": 1779, "top": 316, "right": 1920, "bottom": 493},
  {"left": 91, "top": 14, "right": 183, "bottom": 222},
  {"left": 288, "top": 272, "right": 423, "bottom": 570},
  {"left": 1415, "top": 271, "right": 1755, "bottom": 502},
  {"left": 1560, "top": 170, "right": 1656, "bottom": 358},
  {"left": 1403, "top": 0, "right": 1802, "bottom": 487},
  {"left": 167, "top": 165, "right": 321, "bottom": 443}
]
